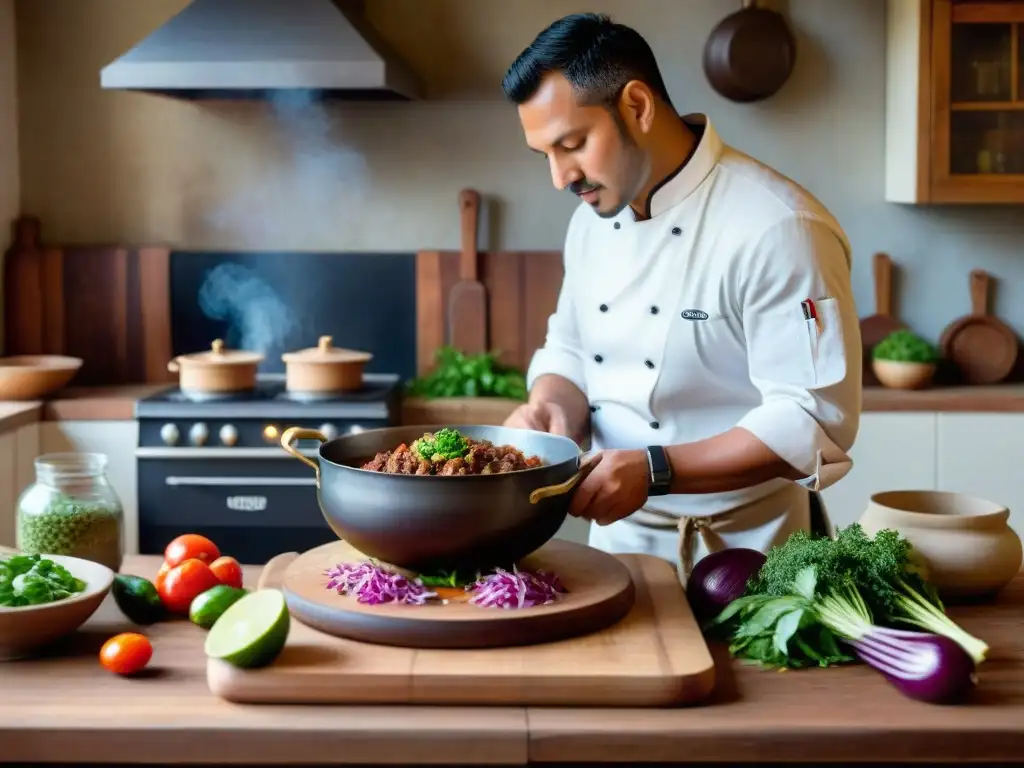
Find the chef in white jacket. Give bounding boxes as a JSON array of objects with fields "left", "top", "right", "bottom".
[{"left": 501, "top": 13, "right": 862, "bottom": 583}]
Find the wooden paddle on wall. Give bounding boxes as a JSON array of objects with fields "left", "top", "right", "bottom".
[{"left": 447, "top": 189, "right": 487, "bottom": 356}]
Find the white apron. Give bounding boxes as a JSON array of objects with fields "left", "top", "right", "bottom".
[{"left": 526, "top": 114, "right": 861, "bottom": 584}]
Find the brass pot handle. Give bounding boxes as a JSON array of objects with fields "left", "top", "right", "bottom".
[
  {"left": 528, "top": 452, "right": 601, "bottom": 505},
  {"left": 281, "top": 426, "right": 328, "bottom": 488}
]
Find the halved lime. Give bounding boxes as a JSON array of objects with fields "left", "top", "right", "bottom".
[{"left": 204, "top": 589, "right": 290, "bottom": 668}]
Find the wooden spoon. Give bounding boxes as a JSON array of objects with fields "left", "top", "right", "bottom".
[
  {"left": 447, "top": 189, "right": 488, "bottom": 356},
  {"left": 939, "top": 269, "right": 1018, "bottom": 385},
  {"left": 859, "top": 253, "right": 906, "bottom": 385}
]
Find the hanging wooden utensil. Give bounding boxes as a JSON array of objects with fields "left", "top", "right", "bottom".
[
  {"left": 939, "top": 269, "right": 1019, "bottom": 385},
  {"left": 702, "top": 0, "right": 797, "bottom": 103},
  {"left": 859, "top": 252, "right": 906, "bottom": 386},
  {"left": 447, "top": 189, "right": 488, "bottom": 356}
]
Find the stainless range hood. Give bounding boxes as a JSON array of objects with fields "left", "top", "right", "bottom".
[{"left": 100, "top": 0, "right": 423, "bottom": 100}]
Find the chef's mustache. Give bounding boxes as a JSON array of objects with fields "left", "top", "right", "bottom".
[{"left": 569, "top": 180, "right": 601, "bottom": 196}]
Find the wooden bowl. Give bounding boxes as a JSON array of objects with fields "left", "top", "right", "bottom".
[
  {"left": 0, "top": 552, "right": 115, "bottom": 660},
  {"left": 0, "top": 355, "right": 83, "bottom": 400},
  {"left": 871, "top": 359, "right": 936, "bottom": 390},
  {"left": 859, "top": 490, "right": 1023, "bottom": 601}
]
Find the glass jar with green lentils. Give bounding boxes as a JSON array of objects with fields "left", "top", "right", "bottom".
[{"left": 16, "top": 453, "right": 124, "bottom": 572}]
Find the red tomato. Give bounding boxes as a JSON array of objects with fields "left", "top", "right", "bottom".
[
  {"left": 154, "top": 561, "right": 172, "bottom": 594},
  {"left": 100, "top": 632, "right": 153, "bottom": 676},
  {"left": 209, "top": 556, "right": 244, "bottom": 589},
  {"left": 158, "top": 558, "right": 221, "bottom": 614},
  {"left": 164, "top": 534, "right": 221, "bottom": 568}
]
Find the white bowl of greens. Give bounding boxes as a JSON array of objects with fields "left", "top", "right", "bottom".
[{"left": 0, "top": 547, "right": 114, "bottom": 660}]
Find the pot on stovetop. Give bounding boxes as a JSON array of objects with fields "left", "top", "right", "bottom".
[
  {"left": 281, "top": 335, "right": 372, "bottom": 399},
  {"left": 280, "top": 424, "right": 588, "bottom": 572},
  {"left": 167, "top": 339, "right": 264, "bottom": 398}
]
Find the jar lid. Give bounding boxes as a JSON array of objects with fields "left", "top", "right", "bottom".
[
  {"left": 172, "top": 339, "right": 265, "bottom": 367},
  {"left": 281, "top": 336, "right": 373, "bottom": 364}
]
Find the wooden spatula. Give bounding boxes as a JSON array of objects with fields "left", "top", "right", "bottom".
[
  {"left": 859, "top": 252, "right": 906, "bottom": 385},
  {"left": 447, "top": 189, "right": 488, "bottom": 356}
]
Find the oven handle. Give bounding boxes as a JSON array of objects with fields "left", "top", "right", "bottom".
[
  {"left": 136, "top": 447, "right": 318, "bottom": 459},
  {"left": 165, "top": 476, "right": 318, "bottom": 487}
]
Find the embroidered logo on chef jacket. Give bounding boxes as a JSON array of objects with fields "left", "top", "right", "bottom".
[{"left": 680, "top": 309, "right": 710, "bottom": 321}]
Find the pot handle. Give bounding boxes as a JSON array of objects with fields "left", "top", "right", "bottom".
[
  {"left": 167, "top": 359, "right": 179, "bottom": 373},
  {"left": 528, "top": 452, "right": 601, "bottom": 505},
  {"left": 280, "top": 427, "right": 327, "bottom": 488}
]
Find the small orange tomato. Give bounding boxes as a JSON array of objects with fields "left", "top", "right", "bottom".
[
  {"left": 100, "top": 632, "right": 153, "bottom": 676},
  {"left": 209, "top": 556, "right": 244, "bottom": 589},
  {"left": 154, "top": 561, "right": 172, "bottom": 593},
  {"left": 164, "top": 534, "right": 221, "bottom": 568},
  {"left": 159, "top": 558, "right": 221, "bottom": 614}
]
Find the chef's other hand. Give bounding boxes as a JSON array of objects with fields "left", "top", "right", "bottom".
[
  {"left": 569, "top": 449, "right": 649, "bottom": 526},
  {"left": 504, "top": 401, "right": 572, "bottom": 437}
]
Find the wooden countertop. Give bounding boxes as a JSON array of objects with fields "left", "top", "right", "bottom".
[{"left": 2, "top": 556, "right": 1022, "bottom": 765}]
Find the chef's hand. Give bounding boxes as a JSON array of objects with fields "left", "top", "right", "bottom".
[
  {"left": 569, "top": 449, "right": 650, "bottom": 526},
  {"left": 504, "top": 401, "right": 572, "bottom": 437}
]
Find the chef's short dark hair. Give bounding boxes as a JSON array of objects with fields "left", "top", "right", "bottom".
[{"left": 502, "top": 13, "right": 673, "bottom": 108}]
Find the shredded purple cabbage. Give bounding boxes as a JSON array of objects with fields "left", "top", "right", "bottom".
[
  {"left": 467, "top": 566, "right": 567, "bottom": 609},
  {"left": 324, "top": 562, "right": 438, "bottom": 605}
]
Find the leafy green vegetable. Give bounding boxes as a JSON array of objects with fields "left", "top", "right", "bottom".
[
  {"left": 418, "top": 568, "right": 478, "bottom": 588},
  {"left": 407, "top": 346, "right": 528, "bottom": 400},
  {"left": 734, "top": 525, "right": 988, "bottom": 665},
  {"left": 873, "top": 329, "right": 940, "bottom": 364},
  {"left": 0, "top": 553, "right": 87, "bottom": 607},
  {"left": 411, "top": 428, "right": 471, "bottom": 462}
]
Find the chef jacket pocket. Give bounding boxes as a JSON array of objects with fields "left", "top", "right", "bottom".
[{"left": 747, "top": 298, "right": 847, "bottom": 390}]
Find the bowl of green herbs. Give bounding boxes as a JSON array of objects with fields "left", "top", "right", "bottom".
[
  {"left": 0, "top": 547, "right": 114, "bottom": 660},
  {"left": 872, "top": 329, "right": 940, "bottom": 390}
]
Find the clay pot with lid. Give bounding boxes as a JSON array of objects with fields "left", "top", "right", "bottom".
[
  {"left": 282, "top": 335, "right": 372, "bottom": 396},
  {"left": 167, "top": 339, "right": 264, "bottom": 396}
]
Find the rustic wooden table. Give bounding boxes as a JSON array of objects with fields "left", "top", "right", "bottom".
[{"left": 1, "top": 557, "right": 1021, "bottom": 765}]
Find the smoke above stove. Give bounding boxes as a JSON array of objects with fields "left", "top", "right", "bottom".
[{"left": 198, "top": 262, "right": 300, "bottom": 356}]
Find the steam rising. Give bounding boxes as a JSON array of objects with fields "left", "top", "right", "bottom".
[{"left": 198, "top": 262, "right": 298, "bottom": 354}]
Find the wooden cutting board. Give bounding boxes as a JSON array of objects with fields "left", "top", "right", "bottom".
[{"left": 207, "top": 548, "right": 717, "bottom": 707}]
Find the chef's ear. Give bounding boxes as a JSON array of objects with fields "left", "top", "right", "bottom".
[{"left": 618, "top": 80, "right": 657, "bottom": 135}]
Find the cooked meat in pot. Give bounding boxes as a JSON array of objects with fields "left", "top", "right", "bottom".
[{"left": 360, "top": 428, "right": 544, "bottom": 476}]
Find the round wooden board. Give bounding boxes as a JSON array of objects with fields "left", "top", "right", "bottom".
[{"left": 281, "top": 538, "right": 637, "bottom": 649}]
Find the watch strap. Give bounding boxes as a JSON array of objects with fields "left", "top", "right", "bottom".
[{"left": 646, "top": 445, "right": 672, "bottom": 496}]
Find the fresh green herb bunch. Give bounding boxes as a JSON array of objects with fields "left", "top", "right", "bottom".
[
  {"left": 0, "top": 553, "right": 87, "bottom": 607},
  {"left": 411, "top": 428, "right": 470, "bottom": 462},
  {"left": 873, "top": 329, "right": 940, "bottom": 364},
  {"left": 407, "top": 346, "right": 528, "bottom": 400}
]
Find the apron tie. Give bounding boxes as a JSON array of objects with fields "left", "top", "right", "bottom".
[{"left": 676, "top": 515, "right": 720, "bottom": 588}]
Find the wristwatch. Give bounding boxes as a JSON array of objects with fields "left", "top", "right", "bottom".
[{"left": 646, "top": 445, "right": 673, "bottom": 496}]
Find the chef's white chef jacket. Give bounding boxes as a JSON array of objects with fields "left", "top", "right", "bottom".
[{"left": 527, "top": 114, "right": 862, "bottom": 572}]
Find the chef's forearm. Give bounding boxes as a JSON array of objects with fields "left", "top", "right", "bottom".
[
  {"left": 529, "top": 374, "right": 591, "bottom": 442},
  {"left": 663, "top": 427, "right": 805, "bottom": 495}
]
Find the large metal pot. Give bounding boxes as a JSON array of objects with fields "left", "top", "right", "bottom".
[{"left": 280, "top": 424, "right": 585, "bottom": 572}]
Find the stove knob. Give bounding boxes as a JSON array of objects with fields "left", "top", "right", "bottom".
[
  {"left": 189, "top": 422, "right": 210, "bottom": 446},
  {"left": 319, "top": 423, "right": 339, "bottom": 441},
  {"left": 219, "top": 424, "right": 239, "bottom": 447},
  {"left": 348, "top": 424, "right": 365, "bottom": 435},
  {"left": 160, "top": 423, "right": 180, "bottom": 446}
]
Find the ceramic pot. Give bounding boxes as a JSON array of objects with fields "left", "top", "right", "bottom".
[
  {"left": 280, "top": 424, "right": 585, "bottom": 572},
  {"left": 281, "top": 335, "right": 372, "bottom": 397},
  {"left": 871, "top": 359, "right": 936, "bottom": 390},
  {"left": 167, "top": 339, "right": 264, "bottom": 397},
  {"left": 859, "top": 490, "right": 1023, "bottom": 600}
]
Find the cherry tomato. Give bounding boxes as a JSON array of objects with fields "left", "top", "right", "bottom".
[
  {"left": 209, "top": 556, "right": 244, "bottom": 589},
  {"left": 100, "top": 632, "right": 153, "bottom": 676},
  {"left": 154, "top": 561, "right": 172, "bottom": 594},
  {"left": 164, "top": 534, "right": 221, "bottom": 568},
  {"left": 158, "top": 558, "right": 221, "bottom": 614}
]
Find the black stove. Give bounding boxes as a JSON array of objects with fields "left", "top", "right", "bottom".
[{"left": 135, "top": 373, "right": 403, "bottom": 564}]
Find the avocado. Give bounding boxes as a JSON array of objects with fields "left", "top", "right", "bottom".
[{"left": 112, "top": 574, "right": 165, "bottom": 625}]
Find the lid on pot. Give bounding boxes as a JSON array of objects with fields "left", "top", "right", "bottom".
[
  {"left": 172, "top": 339, "right": 265, "bottom": 367},
  {"left": 281, "top": 336, "right": 373, "bottom": 364}
]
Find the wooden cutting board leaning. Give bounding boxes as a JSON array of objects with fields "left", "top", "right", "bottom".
[
  {"left": 939, "top": 269, "right": 1019, "bottom": 385},
  {"left": 206, "top": 540, "right": 717, "bottom": 707},
  {"left": 859, "top": 252, "right": 905, "bottom": 386}
]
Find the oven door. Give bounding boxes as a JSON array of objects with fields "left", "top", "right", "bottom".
[{"left": 137, "top": 450, "right": 338, "bottom": 565}]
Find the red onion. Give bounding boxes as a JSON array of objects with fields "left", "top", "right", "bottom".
[
  {"left": 467, "top": 566, "right": 566, "bottom": 609},
  {"left": 325, "top": 562, "right": 437, "bottom": 605},
  {"left": 687, "top": 548, "right": 767, "bottom": 622}
]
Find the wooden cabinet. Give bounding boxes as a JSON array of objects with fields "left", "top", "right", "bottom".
[
  {"left": 886, "top": 0, "right": 1024, "bottom": 203},
  {"left": 0, "top": 423, "right": 41, "bottom": 547},
  {"left": 39, "top": 421, "right": 139, "bottom": 555}
]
